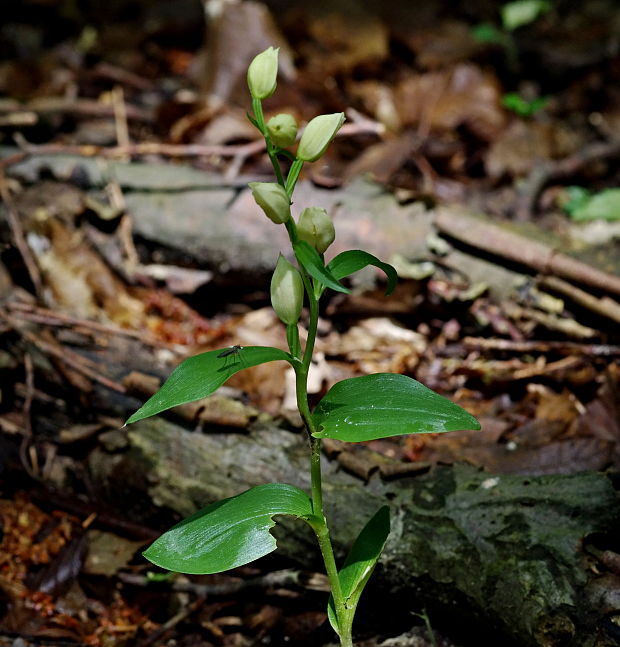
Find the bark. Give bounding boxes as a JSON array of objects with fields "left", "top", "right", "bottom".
[{"left": 88, "top": 416, "right": 619, "bottom": 647}]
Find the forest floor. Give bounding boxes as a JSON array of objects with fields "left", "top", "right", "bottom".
[{"left": 0, "top": 1, "right": 619, "bottom": 646}]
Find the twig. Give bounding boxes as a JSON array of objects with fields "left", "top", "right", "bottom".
[
  {"left": 460, "top": 336, "right": 620, "bottom": 356},
  {"left": 0, "top": 174, "right": 43, "bottom": 295},
  {"left": 118, "top": 214, "right": 139, "bottom": 275},
  {"left": 19, "top": 353, "right": 37, "bottom": 478},
  {"left": 511, "top": 355, "right": 583, "bottom": 380},
  {"left": 119, "top": 568, "right": 329, "bottom": 596},
  {"left": 0, "top": 312, "right": 127, "bottom": 393},
  {"left": 1, "top": 116, "right": 384, "bottom": 173},
  {"left": 0, "top": 96, "right": 153, "bottom": 122},
  {"left": 516, "top": 138, "right": 620, "bottom": 220},
  {"left": 7, "top": 301, "right": 165, "bottom": 345},
  {"left": 538, "top": 275, "right": 620, "bottom": 325},
  {"left": 112, "top": 86, "right": 131, "bottom": 153},
  {"left": 0, "top": 112, "right": 38, "bottom": 127},
  {"left": 435, "top": 208, "right": 620, "bottom": 297},
  {"left": 31, "top": 488, "right": 159, "bottom": 541},
  {"left": 0, "top": 137, "right": 267, "bottom": 172},
  {"left": 342, "top": 107, "right": 385, "bottom": 138},
  {"left": 91, "top": 62, "right": 155, "bottom": 91},
  {"left": 137, "top": 596, "right": 206, "bottom": 647}
]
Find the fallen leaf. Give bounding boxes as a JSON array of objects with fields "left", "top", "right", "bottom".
[
  {"left": 486, "top": 120, "right": 582, "bottom": 179},
  {"left": 302, "top": 10, "right": 389, "bottom": 75},
  {"left": 84, "top": 530, "right": 145, "bottom": 576},
  {"left": 394, "top": 64, "right": 506, "bottom": 141}
]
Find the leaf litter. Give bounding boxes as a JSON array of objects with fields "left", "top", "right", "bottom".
[{"left": 1, "top": 0, "right": 620, "bottom": 645}]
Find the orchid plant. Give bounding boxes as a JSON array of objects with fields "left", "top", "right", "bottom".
[{"left": 126, "top": 47, "right": 480, "bottom": 647}]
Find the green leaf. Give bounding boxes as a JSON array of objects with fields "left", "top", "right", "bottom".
[
  {"left": 501, "top": 0, "right": 551, "bottom": 31},
  {"left": 328, "top": 506, "right": 390, "bottom": 632},
  {"left": 312, "top": 373, "right": 480, "bottom": 442},
  {"left": 293, "top": 240, "right": 350, "bottom": 294},
  {"left": 327, "top": 250, "right": 398, "bottom": 295},
  {"left": 564, "top": 187, "right": 620, "bottom": 222},
  {"left": 471, "top": 23, "right": 509, "bottom": 46},
  {"left": 126, "top": 346, "right": 293, "bottom": 424},
  {"left": 144, "top": 483, "right": 313, "bottom": 574}
]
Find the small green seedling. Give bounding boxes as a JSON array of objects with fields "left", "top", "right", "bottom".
[
  {"left": 502, "top": 92, "right": 549, "bottom": 117},
  {"left": 501, "top": 0, "right": 551, "bottom": 32},
  {"left": 126, "top": 47, "right": 480, "bottom": 646},
  {"left": 563, "top": 186, "right": 620, "bottom": 222},
  {"left": 472, "top": 0, "right": 552, "bottom": 68}
]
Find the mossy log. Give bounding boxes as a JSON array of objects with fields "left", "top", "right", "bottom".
[{"left": 89, "top": 417, "right": 619, "bottom": 647}]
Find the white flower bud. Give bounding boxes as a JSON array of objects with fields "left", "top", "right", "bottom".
[
  {"left": 271, "top": 255, "right": 304, "bottom": 325},
  {"left": 267, "top": 113, "right": 298, "bottom": 148},
  {"left": 297, "top": 207, "right": 335, "bottom": 254},
  {"left": 249, "top": 182, "right": 291, "bottom": 224},
  {"left": 247, "top": 47, "right": 279, "bottom": 100},
  {"left": 297, "top": 113, "right": 345, "bottom": 162}
]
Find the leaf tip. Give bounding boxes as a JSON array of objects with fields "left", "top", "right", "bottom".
[{"left": 124, "top": 410, "right": 142, "bottom": 426}]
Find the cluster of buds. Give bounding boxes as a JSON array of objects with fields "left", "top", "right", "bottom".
[{"left": 247, "top": 47, "right": 345, "bottom": 326}]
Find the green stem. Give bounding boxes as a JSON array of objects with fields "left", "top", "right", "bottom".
[
  {"left": 302, "top": 284, "right": 319, "bottom": 368},
  {"left": 293, "top": 288, "right": 351, "bottom": 646},
  {"left": 251, "top": 97, "right": 266, "bottom": 133},
  {"left": 252, "top": 97, "right": 286, "bottom": 187},
  {"left": 262, "top": 109, "right": 350, "bottom": 645},
  {"left": 286, "top": 323, "right": 301, "bottom": 359},
  {"left": 268, "top": 142, "right": 286, "bottom": 187}
]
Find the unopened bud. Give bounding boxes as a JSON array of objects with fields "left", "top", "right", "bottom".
[
  {"left": 271, "top": 255, "right": 304, "bottom": 325},
  {"left": 249, "top": 182, "right": 291, "bottom": 224},
  {"left": 247, "top": 47, "right": 279, "bottom": 100},
  {"left": 297, "top": 207, "right": 335, "bottom": 254},
  {"left": 297, "top": 113, "right": 345, "bottom": 162},
  {"left": 267, "top": 113, "right": 298, "bottom": 148}
]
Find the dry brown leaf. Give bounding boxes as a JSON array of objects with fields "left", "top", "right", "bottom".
[
  {"left": 202, "top": 0, "right": 295, "bottom": 106},
  {"left": 302, "top": 11, "right": 389, "bottom": 75},
  {"left": 197, "top": 108, "right": 258, "bottom": 146},
  {"left": 485, "top": 119, "right": 583, "bottom": 179},
  {"left": 322, "top": 316, "right": 426, "bottom": 376},
  {"left": 403, "top": 20, "right": 487, "bottom": 69},
  {"left": 469, "top": 438, "right": 613, "bottom": 475},
  {"left": 34, "top": 219, "right": 144, "bottom": 327},
  {"left": 394, "top": 64, "right": 506, "bottom": 141},
  {"left": 343, "top": 135, "right": 416, "bottom": 184},
  {"left": 533, "top": 388, "right": 582, "bottom": 425},
  {"left": 347, "top": 80, "right": 402, "bottom": 132}
]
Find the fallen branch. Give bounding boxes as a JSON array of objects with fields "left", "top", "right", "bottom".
[
  {"left": 0, "top": 96, "right": 154, "bottom": 123},
  {"left": 119, "top": 568, "right": 329, "bottom": 597},
  {"left": 435, "top": 208, "right": 620, "bottom": 296},
  {"left": 459, "top": 336, "right": 620, "bottom": 356},
  {"left": 1, "top": 117, "right": 382, "bottom": 173},
  {"left": 7, "top": 301, "right": 166, "bottom": 346},
  {"left": 87, "top": 417, "right": 619, "bottom": 647},
  {"left": 539, "top": 275, "right": 620, "bottom": 325},
  {"left": 0, "top": 137, "right": 267, "bottom": 172}
]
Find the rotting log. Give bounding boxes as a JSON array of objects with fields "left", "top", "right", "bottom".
[{"left": 88, "top": 417, "right": 620, "bottom": 647}]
